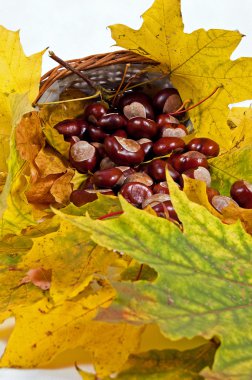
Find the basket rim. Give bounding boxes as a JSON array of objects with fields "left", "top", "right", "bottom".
[{"left": 36, "top": 49, "right": 157, "bottom": 103}]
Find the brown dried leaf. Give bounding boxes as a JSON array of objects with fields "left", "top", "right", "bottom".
[{"left": 16, "top": 112, "right": 45, "bottom": 162}]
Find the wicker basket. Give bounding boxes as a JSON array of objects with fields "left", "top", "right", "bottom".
[{"left": 36, "top": 50, "right": 172, "bottom": 105}]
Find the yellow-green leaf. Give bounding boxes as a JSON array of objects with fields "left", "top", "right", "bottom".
[
  {"left": 0, "top": 94, "right": 36, "bottom": 238},
  {"left": 209, "top": 145, "right": 252, "bottom": 195},
  {"left": 0, "top": 26, "right": 45, "bottom": 171},
  {"left": 54, "top": 174, "right": 252, "bottom": 379}
]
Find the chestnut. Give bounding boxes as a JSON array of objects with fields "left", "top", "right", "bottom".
[
  {"left": 142, "top": 193, "right": 171, "bottom": 209},
  {"left": 127, "top": 117, "right": 158, "bottom": 140},
  {"left": 172, "top": 151, "right": 208, "bottom": 173},
  {"left": 112, "top": 129, "right": 128, "bottom": 138},
  {"left": 64, "top": 135, "right": 80, "bottom": 146},
  {"left": 118, "top": 91, "right": 154, "bottom": 120},
  {"left": 104, "top": 136, "right": 145, "bottom": 166},
  {"left": 120, "top": 182, "right": 153, "bottom": 207},
  {"left": 151, "top": 200, "right": 179, "bottom": 222},
  {"left": 183, "top": 166, "right": 211, "bottom": 187},
  {"left": 91, "top": 142, "right": 106, "bottom": 158},
  {"left": 211, "top": 195, "right": 239, "bottom": 213},
  {"left": 84, "top": 102, "right": 107, "bottom": 124},
  {"left": 54, "top": 118, "right": 88, "bottom": 137},
  {"left": 124, "top": 172, "right": 153, "bottom": 187},
  {"left": 153, "top": 137, "right": 185, "bottom": 156},
  {"left": 153, "top": 182, "right": 169, "bottom": 194},
  {"left": 153, "top": 88, "right": 182, "bottom": 114},
  {"left": 230, "top": 180, "right": 252, "bottom": 209},
  {"left": 147, "top": 159, "right": 181, "bottom": 183},
  {"left": 92, "top": 168, "right": 124, "bottom": 188},
  {"left": 69, "top": 141, "right": 98, "bottom": 173},
  {"left": 187, "top": 138, "right": 220, "bottom": 158},
  {"left": 116, "top": 166, "right": 136, "bottom": 179},
  {"left": 87, "top": 124, "right": 109, "bottom": 142},
  {"left": 206, "top": 187, "right": 220, "bottom": 203},
  {"left": 159, "top": 124, "right": 188, "bottom": 138},
  {"left": 156, "top": 114, "right": 180, "bottom": 127},
  {"left": 98, "top": 113, "right": 127, "bottom": 131},
  {"left": 70, "top": 188, "right": 114, "bottom": 207},
  {"left": 99, "top": 157, "right": 116, "bottom": 170},
  {"left": 137, "top": 138, "right": 153, "bottom": 159}
]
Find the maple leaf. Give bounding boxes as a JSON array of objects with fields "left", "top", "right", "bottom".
[
  {"left": 23, "top": 196, "right": 123, "bottom": 304},
  {"left": 54, "top": 174, "right": 252, "bottom": 380},
  {"left": 228, "top": 107, "right": 252, "bottom": 149},
  {"left": 109, "top": 0, "right": 252, "bottom": 150},
  {"left": 76, "top": 340, "right": 218, "bottom": 379},
  {"left": 0, "top": 94, "right": 36, "bottom": 238},
  {"left": 0, "top": 294, "right": 144, "bottom": 377},
  {"left": 0, "top": 26, "right": 44, "bottom": 172}
]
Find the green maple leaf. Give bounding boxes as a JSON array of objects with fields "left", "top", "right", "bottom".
[{"left": 54, "top": 174, "right": 252, "bottom": 380}]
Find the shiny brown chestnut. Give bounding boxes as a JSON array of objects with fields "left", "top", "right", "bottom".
[
  {"left": 156, "top": 114, "right": 180, "bottom": 127},
  {"left": 230, "top": 180, "right": 252, "bottom": 209},
  {"left": 124, "top": 172, "right": 153, "bottom": 187},
  {"left": 172, "top": 151, "right": 208, "bottom": 173},
  {"left": 120, "top": 182, "right": 153, "bottom": 207},
  {"left": 99, "top": 157, "right": 116, "bottom": 170},
  {"left": 87, "top": 124, "right": 109, "bottom": 142},
  {"left": 186, "top": 138, "right": 220, "bottom": 158},
  {"left": 54, "top": 119, "right": 88, "bottom": 137},
  {"left": 153, "top": 182, "right": 170, "bottom": 194},
  {"left": 84, "top": 102, "right": 107, "bottom": 124},
  {"left": 112, "top": 129, "right": 128, "bottom": 138},
  {"left": 64, "top": 135, "right": 80, "bottom": 146},
  {"left": 153, "top": 137, "right": 185, "bottom": 156},
  {"left": 70, "top": 189, "right": 114, "bottom": 207},
  {"left": 206, "top": 187, "right": 220, "bottom": 203},
  {"left": 153, "top": 88, "right": 182, "bottom": 114},
  {"left": 104, "top": 136, "right": 145, "bottom": 166},
  {"left": 142, "top": 193, "right": 171, "bottom": 208},
  {"left": 98, "top": 113, "right": 127, "bottom": 131},
  {"left": 92, "top": 168, "right": 124, "bottom": 188},
  {"left": 137, "top": 138, "right": 153, "bottom": 159},
  {"left": 116, "top": 166, "right": 136, "bottom": 179},
  {"left": 127, "top": 117, "right": 158, "bottom": 140},
  {"left": 182, "top": 166, "right": 211, "bottom": 187},
  {"left": 147, "top": 159, "right": 181, "bottom": 183},
  {"left": 151, "top": 200, "right": 179, "bottom": 222},
  {"left": 159, "top": 124, "right": 188, "bottom": 138},
  {"left": 91, "top": 142, "right": 106, "bottom": 158},
  {"left": 118, "top": 92, "right": 154, "bottom": 120},
  {"left": 69, "top": 141, "right": 98, "bottom": 173},
  {"left": 211, "top": 195, "right": 239, "bottom": 213}
]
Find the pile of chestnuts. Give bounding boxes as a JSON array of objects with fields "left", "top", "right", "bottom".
[{"left": 53, "top": 87, "right": 252, "bottom": 223}]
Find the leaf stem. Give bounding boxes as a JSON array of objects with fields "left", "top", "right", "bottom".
[
  {"left": 111, "top": 63, "right": 131, "bottom": 107},
  {"left": 36, "top": 91, "right": 101, "bottom": 107},
  {"left": 170, "top": 85, "right": 223, "bottom": 117},
  {"left": 49, "top": 51, "right": 97, "bottom": 92},
  {"left": 98, "top": 211, "right": 124, "bottom": 220}
]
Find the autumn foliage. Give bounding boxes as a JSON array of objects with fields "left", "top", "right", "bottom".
[{"left": 0, "top": 0, "right": 252, "bottom": 379}]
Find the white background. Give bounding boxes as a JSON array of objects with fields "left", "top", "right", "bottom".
[{"left": 0, "top": 0, "right": 251, "bottom": 379}]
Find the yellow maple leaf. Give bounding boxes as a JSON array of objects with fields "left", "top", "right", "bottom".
[
  {"left": 0, "top": 26, "right": 45, "bottom": 172},
  {"left": 0, "top": 94, "right": 36, "bottom": 237},
  {"left": 228, "top": 107, "right": 252, "bottom": 149},
  {"left": 109, "top": 0, "right": 252, "bottom": 150}
]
